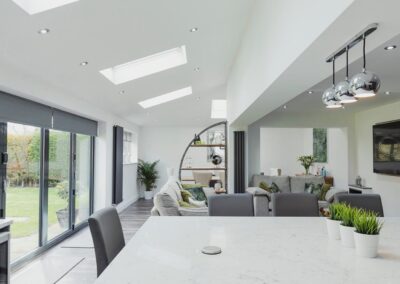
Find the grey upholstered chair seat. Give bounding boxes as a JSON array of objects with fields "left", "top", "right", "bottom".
[
  {"left": 208, "top": 194, "right": 254, "bottom": 216},
  {"left": 89, "top": 207, "right": 125, "bottom": 277},
  {"left": 334, "top": 193, "right": 384, "bottom": 216},
  {"left": 272, "top": 193, "right": 319, "bottom": 217}
]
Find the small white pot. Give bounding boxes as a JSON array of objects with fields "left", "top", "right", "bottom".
[
  {"left": 326, "top": 218, "right": 341, "bottom": 240},
  {"left": 354, "top": 232, "right": 380, "bottom": 258},
  {"left": 339, "top": 225, "right": 355, "bottom": 248},
  {"left": 144, "top": 191, "right": 154, "bottom": 200}
]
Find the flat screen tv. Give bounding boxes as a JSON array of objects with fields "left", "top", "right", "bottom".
[{"left": 373, "top": 120, "right": 400, "bottom": 175}]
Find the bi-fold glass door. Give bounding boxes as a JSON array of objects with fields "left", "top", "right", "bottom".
[{"left": 0, "top": 122, "right": 94, "bottom": 262}]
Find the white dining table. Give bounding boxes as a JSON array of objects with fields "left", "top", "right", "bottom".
[{"left": 95, "top": 217, "right": 400, "bottom": 284}]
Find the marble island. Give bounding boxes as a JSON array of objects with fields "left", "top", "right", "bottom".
[{"left": 96, "top": 217, "right": 400, "bottom": 284}]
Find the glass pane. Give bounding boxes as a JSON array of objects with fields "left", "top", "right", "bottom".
[
  {"left": 75, "top": 134, "right": 91, "bottom": 224},
  {"left": 48, "top": 130, "right": 70, "bottom": 241},
  {"left": 6, "top": 123, "right": 40, "bottom": 261}
]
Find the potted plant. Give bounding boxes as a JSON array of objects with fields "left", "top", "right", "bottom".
[
  {"left": 326, "top": 203, "right": 344, "bottom": 240},
  {"left": 339, "top": 205, "right": 358, "bottom": 247},
  {"left": 297, "top": 155, "right": 315, "bottom": 175},
  {"left": 137, "top": 159, "right": 159, "bottom": 200},
  {"left": 353, "top": 210, "right": 383, "bottom": 258}
]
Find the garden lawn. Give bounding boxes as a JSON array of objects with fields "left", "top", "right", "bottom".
[{"left": 6, "top": 187, "right": 67, "bottom": 238}]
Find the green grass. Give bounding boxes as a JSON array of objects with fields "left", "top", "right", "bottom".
[{"left": 6, "top": 187, "right": 67, "bottom": 238}]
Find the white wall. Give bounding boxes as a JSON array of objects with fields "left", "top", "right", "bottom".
[
  {"left": 260, "top": 128, "right": 348, "bottom": 188},
  {"left": 355, "top": 101, "right": 400, "bottom": 216}
]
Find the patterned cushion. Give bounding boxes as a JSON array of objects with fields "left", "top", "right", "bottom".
[
  {"left": 185, "top": 187, "right": 207, "bottom": 202},
  {"left": 252, "top": 175, "right": 291, "bottom": 193}
]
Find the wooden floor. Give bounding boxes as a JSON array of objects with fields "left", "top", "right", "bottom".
[{"left": 11, "top": 199, "right": 154, "bottom": 284}]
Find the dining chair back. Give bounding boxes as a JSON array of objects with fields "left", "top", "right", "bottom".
[
  {"left": 89, "top": 207, "right": 125, "bottom": 277},
  {"left": 335, "top": 193, "right": 384, "bottom": 216},
  {"left": 208, "top": 194, "right": 254, "bottom": 216},
  {"left": 272, "top": 193, "right": 319, "bottom": 217}
]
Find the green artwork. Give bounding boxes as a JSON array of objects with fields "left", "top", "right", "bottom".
[{"left": 313, "top": 128, "right": 327, "bottom": 162}]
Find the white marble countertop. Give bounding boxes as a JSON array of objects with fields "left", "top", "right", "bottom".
[
  {"left": 0, "top": 218, "right": 12, "bottom": 230},
  {"left": 95, "top": 217, "right": 400, "bottom": 284}
]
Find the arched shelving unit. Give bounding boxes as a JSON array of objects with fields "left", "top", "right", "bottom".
[{"left": 178, "top": 121, "right": 228, "bottom": 191}]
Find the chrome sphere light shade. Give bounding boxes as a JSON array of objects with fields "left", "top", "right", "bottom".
[
  {"left": 349, "top": 35, "right": 380, "bottom": 98},
  {"left": 350, "top": 70, "right": 380, "bottom": 98},
  {"left": 323, "top": 57, "right": 342, "bottom": 108},
  {"left": 335, "top": 47, "right": 357, "bottom": 103}
]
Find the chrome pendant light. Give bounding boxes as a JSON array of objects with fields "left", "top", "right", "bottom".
[
  {"left": 322, "top": 57, "right": 342, "bottom": 108},
  {"left": 349, "top": 35, "right": 380, "bottom": 98},
  {"left": 335, "top": 47, "right": 357, "bottom": 103}
]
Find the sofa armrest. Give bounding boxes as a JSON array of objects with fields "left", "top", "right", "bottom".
[
  {"left": 178, "top": 207, "right": 209, "bottom": 216},
  {"left": 325, "top": 187, "right": 348, "bottom": 203},
  {"left": 151, "top": 207, "right": 160, "bottom": 216}
]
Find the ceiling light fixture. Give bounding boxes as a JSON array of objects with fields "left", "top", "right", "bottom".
[
  {"left": 322, "top": 57, "right": 342, "bottom": 109},
  {"left": 194, "top": 67, "right": 200, "bottom": 71},
  {"left": 335, "top": 47, "right": 357, "bottom": 103},
  {"left": 323, "top": 23, "right": 380, "bottom": 108},
  {"left": 384, "top": 45, "right": 396, "bottom": 51},
  {"left": 349, "top": 34, "right": 380, "bottom": 98},
  {"left": 138, "top": 86, "right": 192, "bottom": 109},
  {"left": 307, "top": 91, "right": 313, "bottom": 95},
  {"left": 119, "top": 90, "right": 125, "bottom": 95},
  {"left": 38, "top": 28, "right": 50, "bottom": 35},
  {"left": 13, "top": 0, "right": 79, "bottom": 15},
  {"left": 100, "top": 45, "right": 187, "bottom": 85},
  {"left": 189, "top": 27, "right": 198, "bottom": 32},
  {"left": 211, "top": 100, "right": 227, "bottom": 119},
  {"left": 385, "top": 91, "right": 391, "bottom": 95},
  {"left": 80, "top": 61, "right": 88, "bottom": 66}
]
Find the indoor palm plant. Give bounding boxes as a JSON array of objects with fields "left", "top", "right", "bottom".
[
  {"left": 326, "top": 203, "right": 345, "bottom": 240},
  {"left": 353, "top": 210, "right": 383, "bottom": 258},
  {"left": 137, "top": 159, "right": 159, "bottom": 200},
  {"left": 297, "top": 155, "right": 315, "bottom": 175},
  {"left": 339, "top": 205, "right": 358, "bottom": 247}
]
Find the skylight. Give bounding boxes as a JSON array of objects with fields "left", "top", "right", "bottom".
[
  {"left": 12, "top": 0, "right": 79, "bottom": 15},
  {"left": 100, "top": 46, "right": 187, "bottom": 85},
  {"left": 211, "top": 100, "right": 227, "bottom": 119},
  {"left": 138, "top": 87, "right": 193, "bottom": 109}
]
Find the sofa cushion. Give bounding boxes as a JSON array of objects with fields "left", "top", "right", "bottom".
[
  {"left": 154, "top": 184, "right": 180, "bottom": 216},
  {"left": 185, "top": 187, "right": 207, "bottom": 202},
  {"left": 290, "top": 176, "right": 325, "bottom": 193},
  {"left": 178, "top": 207, "right": 209, "bottom": 216},
  {"left": 252, "top": 175, "right": 290, "bottom": 193}
]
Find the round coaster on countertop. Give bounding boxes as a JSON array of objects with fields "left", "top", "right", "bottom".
[{"left": 201, "top": 246, "right": 222, "bottom": 255}]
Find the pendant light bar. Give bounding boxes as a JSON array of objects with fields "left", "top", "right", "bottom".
[{"left": 325, "top": 23, "right": 378, "bottom": 63}]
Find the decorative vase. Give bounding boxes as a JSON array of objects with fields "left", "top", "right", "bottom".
[
  {"left": 326, "top": 218, "right": 341, "bottom": 240},
  {"left": 144, "top": 191, "right": 153, "bottom": 200},
  {"left": 354, "top": 232, "right": 379, "bottom": 258},
  {"left": 339, "top": 225, "right": 355, "bottom": 247}
]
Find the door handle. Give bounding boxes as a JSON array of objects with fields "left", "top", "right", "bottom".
[{"left": 1, "top": 152, "right": 8, "bottom": 165}]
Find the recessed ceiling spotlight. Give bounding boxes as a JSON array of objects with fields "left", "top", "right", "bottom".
[
  {"left": 283, "top": 105, "right": 287, "bottom": 110},
  {"left": 307, "top": 91, "right": 313, "bottom": 95},
  {"left": 38, "top": 28, "right": 50, "bottom": 35},
  {"left": 80, "top": 61, "right": 88, "bottom": 66},
  {"left": 385, "top": 91, "right": 391, "bottom": 95},
  {"left": 189, "top": 27, "right": 198, "bottom": 32},
  {"left": 194, "top": 67, "right": 200, "bottom": 71},
  {"left": 196, "top": 97, "right": 200, "bottom": 101},
  {"left": 119, "top": 90, "right": 125, "bottom": 95},
  {"left": 384, "top": 45, "right": 396, "bottom": 51}
]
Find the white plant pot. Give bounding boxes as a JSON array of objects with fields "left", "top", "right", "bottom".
[
  {"left": 339, "top": 225, "right": 355, "bottom": 248},
  {"left": 144, "top": 191, "right": 153, "bottom": 200},
  {"left": 326, "top": 218, "right": 341, "bottom": 240},
  {"left": 354, "top": 232, "right": 379, "bottom": 258}
]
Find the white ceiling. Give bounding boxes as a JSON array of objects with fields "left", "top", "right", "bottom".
[
  {"left": 268, "top": 33, "right": 400, "bottom": 118},
  {"left": 0, "top": 0, "right": 255, "bottom": 126}
]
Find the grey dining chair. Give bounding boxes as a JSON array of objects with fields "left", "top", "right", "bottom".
[
  {"left": 335, "top": 193, "right": 384, "bottom": 216},
  {"left": 208, "top": 194, "right": 254, "bottom": 216},
  {"left": 89, "top": 207, "right": 125, "bottom": 277},
  {"left": 272, "top": 193, "right": 319, "bottom": 217}
]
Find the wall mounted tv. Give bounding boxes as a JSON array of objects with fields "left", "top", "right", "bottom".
[{"left": 373, "top": 120, "right": 400, "bottom": 175}]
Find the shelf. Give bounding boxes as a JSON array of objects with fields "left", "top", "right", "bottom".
[
  {"left": 180, "top": 168, "right": 226, "bottom": 171},
  {"left": 190, "top": 144, "right": 225, "bottom": 148}
]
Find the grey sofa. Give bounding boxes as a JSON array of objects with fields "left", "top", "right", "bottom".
[{"left": 246, "top": 175, "right": 346, "bottom": 216}]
